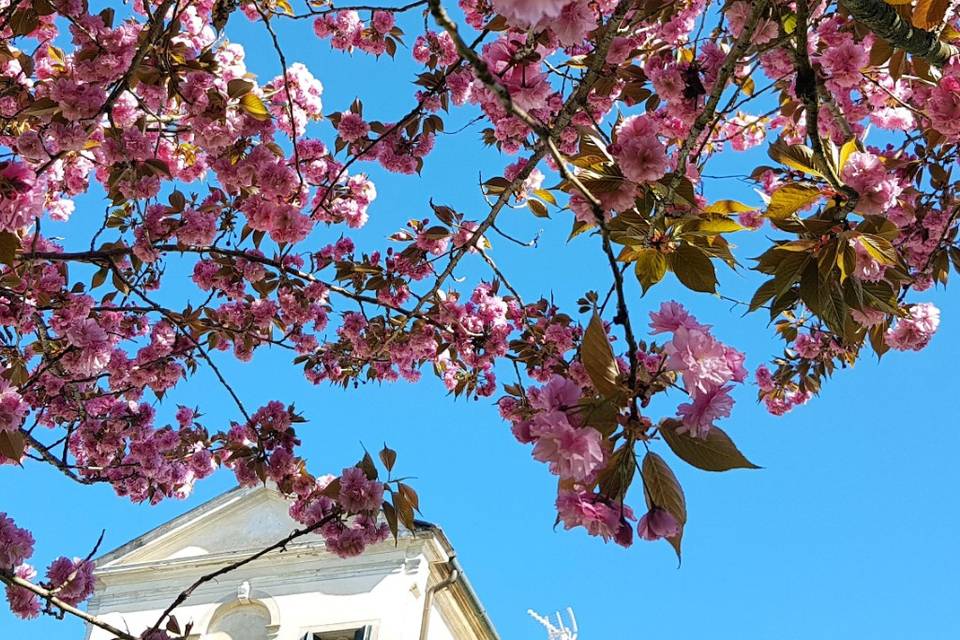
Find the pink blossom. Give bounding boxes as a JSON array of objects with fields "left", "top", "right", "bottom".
[
  {"left": 45, "top": 557, "right": 95, "bottom": 606},
  {"left": 611, "top": 115, "right": 668, "bottom": 184},
  {"left": 665, "top": 326, "right": 746, "bottom": 394},
  {"left": 637, "top": 507, "right": 680, "bottom": 541},
  {"left": 491, "top": 0, "right": 567, "bottom": 26},
  {"left": 817, "top": 38, "right": 868, "bottom": 89},
  {"left": 530, "top": 411, "right": 605, "bottom": 481},
  {"left": 5, "top": 564, "right": 39, "bottom": 619},
  {"left": 555, "top": 490, "right": 634, "bottom": 546},
  {"left": 649, "top": 301, "right": 706, "bottom": 334},
  {"left": 841, "top": 151, "right": 902, "bottom": 215},
  {"left": 337, "top": 112, "right": 370, "bottom": 143},
  {"left": 927, "top": 71, "right": 960, "bottom": 137},
  {"left": 886, "top": 303, "right": 940, "bottom": 351},
  {"left": 543, "top": 1, "right": 597, "bottom": 47},
  {"left": 0, "top": 514, "right": 34, "bottom": 569},
  {"left": 677, "top": 384, "right": 734, "bottom": 438},
  {"left": 0, "top": 381, "right": 28, "bottom": 433},
  {"left": 338, "top": 466, "right": 385, "bottom": 513},
  {"left": 371, "top": 10, "right": 395, "bottom": 34},
  {"left": 529, "top": 375, "right": 581, "bottom": 412}
]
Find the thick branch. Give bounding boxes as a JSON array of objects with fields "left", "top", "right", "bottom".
[
  {"left": 839, "top": 0, "right": 959, "bottom": 66},
  {"left": 0, "top": 570, "right": 137, "bottom": 640}
]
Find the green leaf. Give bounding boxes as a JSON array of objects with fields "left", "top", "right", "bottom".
[
  {"left": 642, "top": 451, "right": 686, "bottom": 559},
  {"left": 580, "top": 313, "right": 622, "bottom": 399},
  {"left": 659, "top": 419, "right": 760, "bottom": 472},
  {"left": 0, "top": 232, "right": 20, "bottom": 267},
  {"left": 765, "top": 184, "right": 822, "bottom": 220},
  {"left": 749, "top": 278, "right": 777, "bottom": 312},
  {"left": 634, "top": 249, "right": 667, "bottom": 294},
  {"left": 670, "top": 243, "right": 717, "bottom": 293},
  {"left": 774, "top": 252, "right": 810, "bottom": 298}
]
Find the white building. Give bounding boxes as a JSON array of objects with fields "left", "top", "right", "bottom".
[{"left": 85, "top": 485, "right": 499, "bottom": 640}]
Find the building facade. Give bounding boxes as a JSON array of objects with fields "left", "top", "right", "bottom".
[{"left": 85, "top": 485, "right": 498, "bottom": 640}]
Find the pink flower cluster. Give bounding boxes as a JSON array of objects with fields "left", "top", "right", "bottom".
[
  {"left": 1, "top": 514, "right": 94, "bottom": 618},
  {"left": 289, "top": 471, "right": 390, "bottom": 559},
  {"left": 0, "top": 380, "right": 28, "bottom": 433},
  {"left": 755, "top": 365, "right": 810, "bottom": 416},
  {"left": 611, "top": 115, "right": 669, "bottom": 185},
  {"left": 312, "top": 11, "right": 395, "bottom": 55},
  {"left": 886, "top": 302, "right": 940, "bottom": 351},
  {"left": 841, "top": 151, "right": 902, "bottom": 215},
  {"left": 650, "top": 302, "right": 746, "bottom": 437}
]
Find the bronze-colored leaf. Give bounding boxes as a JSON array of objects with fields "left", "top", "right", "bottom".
[
  {"left": 749, "top": 278, "right": 777, "bottom": 312},
  {"left": 527, "top": 199, "right": 549, "bottom": 218},
  {"left": 358, "top": 451, "right": 378, "bottom": 480},
  {"left": 768, "top": 138, "right": 825, "bottom": 176},
  {"left": 227, "top": 78, "right": 254, "bottom": 99},
  {"left": 670, "top": 243, "right": 717, "bottom": 293},
  {"left": 642, "top": 451, "right": 686, "bottom": 558},
  {"left": 379, "top": 444, "right": 397, "bottom": 472},
  {"left": 659, "top": 419, "right": 760, "bottom": 472},
  {"left": 0, "top": 431, "right": 25, "bottom": 461},
  {"left": 580, "top": 313, "right": 622, "bottom": 398},
  {"left": 398, "top": 482, "right": 419, "bottom": 512},
  {"left": 10, "top": 9, "right": 39, "bottom": 36},
  {"left": 914, "top": 0, "right": 950, "bottom": 31},
  {"left": 0, "top": 232, "right": 20, "bottom": 267},
  {"left": 382, "top": 500, "right": 399, "bottom": 543}
]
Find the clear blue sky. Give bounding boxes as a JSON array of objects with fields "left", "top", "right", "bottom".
[{"left": 2, "top": 7, "right": 960, "bottom": 639}]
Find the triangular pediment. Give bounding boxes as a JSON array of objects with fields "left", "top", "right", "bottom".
[{"left": 97, "top": 485, "right": 303, "bottom": 568}]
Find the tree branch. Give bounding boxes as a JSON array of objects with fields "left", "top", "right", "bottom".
[
  {"left": 0, "top": 570, "right": 137, "bottom": 640},
  {"left": 839, "top": 0, "right": 959, "bottom": 66}
]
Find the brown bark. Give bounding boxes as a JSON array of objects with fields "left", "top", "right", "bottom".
[{"left": 839, "top": 0, "right": 959, "bottom": 66}]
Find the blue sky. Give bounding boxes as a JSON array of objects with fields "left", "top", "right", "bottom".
[{"left": 2, "top": 6, "right": 960, "bottom": 639}]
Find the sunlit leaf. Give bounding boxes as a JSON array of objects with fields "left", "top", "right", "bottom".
[
  {"left": 239, "top": 93, "right": 270, "bottom": 120},
  {"left": 765, "top": 184, "right": 822, "bottom": 220},
  {"left": 634, "top": 248, "right": 667, "bottom": 294}
]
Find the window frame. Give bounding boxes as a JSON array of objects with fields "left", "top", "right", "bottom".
[{"left": 299, "top": 620, "right": 378, "bottom": 640}]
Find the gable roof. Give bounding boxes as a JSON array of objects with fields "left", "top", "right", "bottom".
[{"left": 92, "top": 483, "right": 499, "bottom": 639}]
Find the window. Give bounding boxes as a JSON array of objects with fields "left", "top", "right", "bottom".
[{"left": 304, "top": 627, "right": 372, "bottom": 640}]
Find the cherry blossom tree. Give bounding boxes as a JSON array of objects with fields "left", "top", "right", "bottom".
[{"left": 0, "top": 0, "right": 956, "bottom": 634}]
